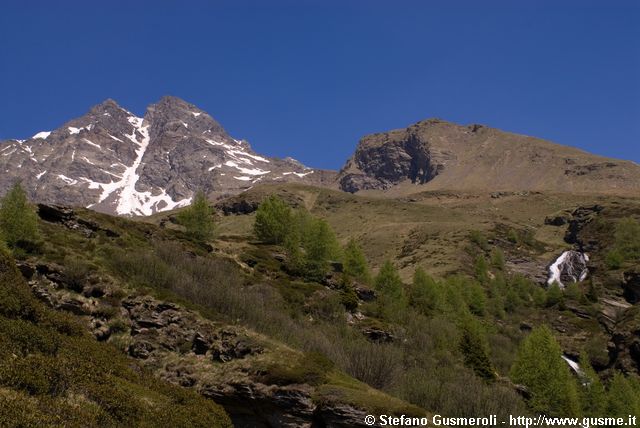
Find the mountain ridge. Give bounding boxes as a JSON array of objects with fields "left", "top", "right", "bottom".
[
  {"left": 0, "top": 96, "right": 335, "bottom": 215},
  {"left": 2, "top": 98, "right": 639, "bottom": 218},
  {"left": 337, "top": 118, "right": 640, "bottom": 195}
]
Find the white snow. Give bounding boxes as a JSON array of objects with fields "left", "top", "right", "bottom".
[
  {"left": 57, "top": 174, "right": 78, "bottom": 185},
  {"left": 32, "top": 131, "right": 51, "bottom": 140},
  {"left": 223, "top": 160, "right": 269, "bottom": 176},
  {"left": 82, "top": 156, "right": 96, "bottom": 166},
  {"left": 36, "top": 171, "right": 47, "bottom": 179},
  {"left": 182, "top": 122, "right": 189, "bottom": 128},
  {"left": 82, "top": 139, "right": 102, "bottom": 149},
  {"left": 83, "top": 115, "right": 191, "bottom": 216},
  {"left": 68, "top": 125, "right": 93, "bottom": 135},
  {"left": 204, "top": 139, "right": 270, "bottom": 164},
  {"left": 108, "top": 134, "right": 124, "bottom": 142},
  {"left": 234, "top": 176, "right": 252, "bottom": 181},
  {"left": 208, "top": 164, "right": 222, "bottom": 172},
  {"left": 192, "top": 112, "right": 201, "bottom": 117},
  {"left": 282, "top": 171, "right": 314, "bottom": 178}
]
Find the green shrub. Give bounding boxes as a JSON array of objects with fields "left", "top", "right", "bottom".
[
  {"left": 261, "top": 352, "right": 334, "bottom": 386},
  {"left": 254, "top": 195, "right": 293, "bottom": 244},
  {"left": 510, "top": 325, "right": 580, "bottom": 416},
  {"left": 0, "top": 182, "right": 40, "bottom": 250},
  {"left": 343, "top": 239, "right": 372, "bottom": 284},
  {"left": 409, "top": 268, "right": 442, "bottom": 316},
  {"left": 176, "top": 191, "right": 215, "bottom": 242},
  {"left": 469, "top": 230, "right": 488, "bottom": 250}
]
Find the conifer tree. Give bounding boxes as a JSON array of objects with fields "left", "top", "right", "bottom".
[
  {"left": 177, "top": 191, "right": 214, "bottom": 242},
  {"left": 254, "top": 195, "right": 292, "bottom": 244},
  {"left": 0, "top": 182, "right": 40, "bottom": 248},
  {"left": 510, "top": 325, "right": 581, "bottom": 416},
  {"left": 343, "top": 239, "right": 371, "bottom": 284},
  {"left": 373, "top": 260, "right": 406, "bottom": 320},
  {"left": 578, "top": 351, "right": 606, "bottom": 416},
  {"left": 459, "top": 318, "right": 496, "bottom": 381},
  {"left": 409, "top": 267, "right": 441, "bottom": 315},
  {"left": 375, "top": 260, "right": 404, "bottom": 301},
  {"left": 606, "top": 373, "right": 640, "bottom": 418},
  {"left": 301, "top": 217, "right": 340, "bottom": 280},
  {"left": 546, "top": 283, "right": 564, "bottom": 307},
  {"left": 474, "top": 255, "right": 490, "bottom": 284}
]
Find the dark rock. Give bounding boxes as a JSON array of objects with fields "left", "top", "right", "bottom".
[
  {"left": 15, "top": 262, "right": 35, "bottom": 279},
  {"left": 545, "top": 215, "right": 569, "bottom": 226},
  {"left": 129, "top": 340, "right": 156, "bottom": 359},
  {"left": 622, "top": 269, "right": 640, "bottom": 304},
  {"left": 58, "top": 297, "right": 91, "bottom": 315},
  {"left": 216, "top": 198, "right": 259, "bottom": 215},
  {"left": 83, "top": 285, "right": 106, "bottom": 298},
  {"left": 37, "top": 204, "right": 74, "bottom": 223},
  {"left": 354, "top": 285, "right": 376, "bottom": 302},
  {"left": 192, "top": 332, "right": 210, "bottom": 355},
  {"left": 362, "top": 326, "right": 394, "bottom": 343},
  {"left": 564, "top": 205, "right": 604, "bottom": 248},
  {"left": 338, "top": 131, "right": 442, "bottom": 193}
]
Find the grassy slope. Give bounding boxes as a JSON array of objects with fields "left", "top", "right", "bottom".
[
  {"left": 211, "top": 183, "right": 640, "bottom": 279},
  {"left": 15, "top": 205, "right": 427, "bottom": 423},
  {"left": 0, "top": 247, "right": 233, "bottom": 428}
]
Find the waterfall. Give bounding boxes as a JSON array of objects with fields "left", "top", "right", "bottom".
[
  {"left": 547, "top": 250, "right": 589, "bottom": 288},
  {"left": 561, "top": 355, "right": 584, "bottom": 376}
]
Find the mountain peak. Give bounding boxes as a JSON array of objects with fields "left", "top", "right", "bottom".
[{"left": 0, "top": 97, "right": 333, "bottom": 216}]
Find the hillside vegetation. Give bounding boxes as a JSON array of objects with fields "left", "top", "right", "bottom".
[{"left": 2, "top": 181, "right": 640, "bottom": 425}]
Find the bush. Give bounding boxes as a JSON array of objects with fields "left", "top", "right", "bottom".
[{"left": 469, "top": 230, "right": 488, "bottom": 250}]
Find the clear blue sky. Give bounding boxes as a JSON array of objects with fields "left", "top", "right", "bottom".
[{"left": 1, "top": 0, "right": 638, "bottom": 169}]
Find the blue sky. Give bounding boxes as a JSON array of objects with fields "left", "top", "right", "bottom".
[{"left": 1, "top": 0, "right": 638, "bottom": 169}]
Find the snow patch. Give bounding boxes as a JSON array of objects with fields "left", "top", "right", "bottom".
[
  {"left": 224, "top": 160, "right": 270, "bottom": 176},
  {"left": 57, "top": 174, "right": 78, "bottom": 185},
  {"left": 68, "top": 125, "right": 93, "bottom": 135},
  {"left": 282, "top": 171, "right": 314, "bottom": 178},
  {"left": 36, "top": 171, "right": 47, "bottom": 179},
  {"left": 83, "top": 139, "right": 102, "bottom": 149},
  {"left": 108, "top": 134, "right": 124, "bottom": 142},
  {"left": 234, "top": 176, "right": 252, "bottom": 181},
  {"left": 81, "top": 116, "right": 192, "bottom": 215},
  {"left": 192, "top": 112, "right": 201, "bottom": 117},
  {"left": 32, "top": 131, "right": 51, "bottom": 140}
]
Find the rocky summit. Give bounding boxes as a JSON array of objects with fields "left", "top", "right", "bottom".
[
  {"left": 338, "top": 119, "right": 640, "bottom": 195},
  {"left": 0, "top": 96, "right": 335, "bottom": 216}
]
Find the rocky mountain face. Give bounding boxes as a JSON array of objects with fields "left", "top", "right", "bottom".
[
  {"left": 338, "top": 119, "right": 640, "bottom": 195},
  {"left": 0, "top": 97, "right": 335, "bottom": 215}
]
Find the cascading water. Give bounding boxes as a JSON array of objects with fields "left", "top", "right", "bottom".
[{"left": 547, "top": 250, "right": 589, "bottom": 288}]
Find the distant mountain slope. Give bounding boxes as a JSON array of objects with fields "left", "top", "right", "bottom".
[
  {"left": 338, "top": 119, "right": 640, "bottom": 195},
  {"left": 0, "top": 96, "right": 335, "bottom": 215}
]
